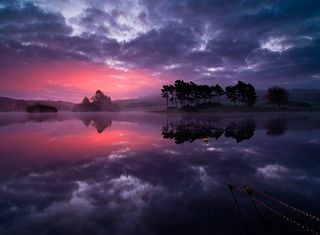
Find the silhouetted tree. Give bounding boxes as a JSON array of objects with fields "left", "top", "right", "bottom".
[
  {"left": 266, "top": 86, "right": 289, "bottom": 107},
  {"left": 90, "top": 90, "right": 112, "bottom": 110},
  {"left": 175, "top": 80, "right": 188, "bottom": 107},
  {"left": 171, "top": 80, "right": 226, "bottom": 107},
  {"left": 74, "top": 90, "right": 118, "bottom": 112},
  {"left": 161, "top": 85, "right": 177, "bottom": 108},
  {"left": 161, "top": 80, "right": 256, "bottom": 109},
  {"left": 81, "top": 97, "right": 90, "bottom": 105},
  {"left": 213, "top": 84, "right": 225, "bottom": 103},
  {"left": 226, "top": 85, "right": 238, "bottom": 105},
  {"left": 226, "top": 81, "right": 257, "bottom": 107},
  {"left": 168, "top": 85, "right": 177, "bottom": 107},
  {"left": 203, "top": 85, "right": 214, "bottom": 104},
  {"left": 80, "top": 97, "right": 91, "bottom": 109},
  {"left": 190, "top": 81, "right": 199, "bottom": 105},
  {"left": 246, "top": 83, "right": 257, "bottom": 107},
  {"left": 161, "top": 85, "right": 170, "bottom": 109}
]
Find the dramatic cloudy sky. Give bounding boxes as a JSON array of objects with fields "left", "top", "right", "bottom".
[{"left": 0, "top": 0, "right": 319, "bottom": 101}]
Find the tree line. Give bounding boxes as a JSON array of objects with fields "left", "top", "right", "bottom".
[
  {"left": 161, "top": 80, "right": 290, "bottom": 109},
  {"left": 161, "top": 80, "right": 257, "bottom": 108}
]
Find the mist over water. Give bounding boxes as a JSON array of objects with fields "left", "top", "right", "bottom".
[{"left": 0, "top": 112, "right": 319, "bottom": 235}]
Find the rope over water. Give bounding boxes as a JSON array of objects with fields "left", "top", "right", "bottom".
[{"left": 229, "top": 184, "right": 320, "bottom": 235}]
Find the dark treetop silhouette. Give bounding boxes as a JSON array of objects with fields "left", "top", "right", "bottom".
[
  {"left": 161, "top": 80, "right": 257, "bottom": 110},
  {"left": 226, "top": 81, "right": 257, "bottom": 107},
  {"left": 73, "top": 90, "right": 119, "bottom": 112},
  {"left": 266, "top": 86, "right": 289, "bottom": 108}
]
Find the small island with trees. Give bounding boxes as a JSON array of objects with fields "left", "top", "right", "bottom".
[
  {"left": 73, "top": 90, "right": 119, "bottom": 112},
  {"left": 160, "top": 79, "right": 293, "bottom": 112}
]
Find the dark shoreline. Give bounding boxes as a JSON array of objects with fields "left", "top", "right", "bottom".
[{"left": 151, "top": 106, "right": 320, "bottom": 113}]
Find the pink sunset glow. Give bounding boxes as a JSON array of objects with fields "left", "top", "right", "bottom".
[
  {"left": 0, "top": 119, "right": 163, "bottom": 161},
  {"left": 1, "top": 0, "right": 319, "bottom": 103},
  {"left": 0, "top": 61, "right": 165, "bottom": 102}
]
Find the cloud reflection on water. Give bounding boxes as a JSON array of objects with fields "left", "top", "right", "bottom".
[{"left": 0, "top": 112, "right": 320, "bottom": 235}]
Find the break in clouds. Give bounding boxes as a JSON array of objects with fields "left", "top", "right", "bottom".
[{"left": 0, "top": 0, "right": 320, "bottom": 97}]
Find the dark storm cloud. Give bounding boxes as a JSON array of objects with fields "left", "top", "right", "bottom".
[
  {"left": 120, "top": 23, "right": 198, "bottom": 68},
  {"left": 0, "top": 2, "right": 120, "bottom": 67},
  {"left": 115, "top": 0, "right": 320, "bottom": 87},
  {"left": 0, "top": 3, "right": 70, "bottom": 35},
  {"left": 75, "top": 7, "right": 134, "bottom": 37},
  {"left": 0, "top": 2, "right": 76, "bottom": 66},
  {"left": 0, "top": 0, "right": 320, "bottom": 88}
]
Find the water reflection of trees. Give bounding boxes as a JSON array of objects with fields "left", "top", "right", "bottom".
[
  {"left": 225, "top": 119, "right": 256, "bottom": 143},
  {"left": 162, "top": 119, "right": 225, "bottom": 144},
  {"left": 162, "top": 118, "right": 256, "bottom": 144},
  {"left": 78, "top": 115, "right": 112, "bottom": 133},
  {"left": 265, "top": 117, "right": 288, "bottom": 137}
]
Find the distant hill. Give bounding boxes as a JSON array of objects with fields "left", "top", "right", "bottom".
[
  {"left": 282, "top": 89, "right": 320, "bottom": 104},
  {"left": 114, "top": 94, "right": 166, "bottom": 110},
  {"left": 0, "top": 97, "right": 75, "bottom": 112},
  {"left": 114, "top": 89, "right": 320, "bottom": 109},
  {"left": 256, "top": 89, "right": 320, "bottom": 105}
]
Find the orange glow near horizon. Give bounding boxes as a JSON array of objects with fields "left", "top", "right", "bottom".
[{"left": 0, "top": 61, "right": 165, "bottom": 102}]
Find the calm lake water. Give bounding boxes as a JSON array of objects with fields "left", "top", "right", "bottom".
[{"left": 0, "top": 112, "right": 319, "bottom": 235}]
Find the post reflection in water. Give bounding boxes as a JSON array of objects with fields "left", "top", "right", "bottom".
[{"left": 0, "top": 112, "right": 319, "bottom": 235}]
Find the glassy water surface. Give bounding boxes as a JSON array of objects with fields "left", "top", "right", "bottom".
[{"left": 0, "top": 112, "right": 319, "bottom": 235}]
